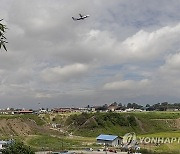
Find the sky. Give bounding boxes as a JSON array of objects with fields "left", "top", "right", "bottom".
[{"left": 1, "top": 0, "right": 180, "bottom": 109}]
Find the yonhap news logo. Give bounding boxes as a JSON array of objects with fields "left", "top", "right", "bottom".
[
  {"left": 139, "top": 136, "right": 180, "bottom": 144},
  {"left": 122, "top": 132, "right": 137, "bottom": 146},
  {"left": 122, "top": 132, "right": 180, "bottom": 145}
]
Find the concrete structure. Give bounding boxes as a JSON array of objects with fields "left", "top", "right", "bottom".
[{"left": 96, "top": 134, "right": 122, "bottom": 146}]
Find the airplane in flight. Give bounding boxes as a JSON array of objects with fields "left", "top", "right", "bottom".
[{"left": 72, "top": 14, "right": 90, "bottom": 21}]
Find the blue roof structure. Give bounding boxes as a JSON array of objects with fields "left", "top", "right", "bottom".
[{"left": 96, "top": 134, "right": 118, "bottom": 141}]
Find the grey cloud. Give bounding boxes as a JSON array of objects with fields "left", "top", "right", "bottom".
[{"left": 1, "top": 0, "right": 180, "bottom": 108}]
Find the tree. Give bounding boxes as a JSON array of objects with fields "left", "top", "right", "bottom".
[
  {"left": 112, "top": 102, "right": 117, "bottom": 106},
  {"left": 0, "top": 19, "right": 8, "bottom": 51},
  {"left": 146, "top": 104, "right": 150, "bottom": 107},
  {"left": 118, "top": 103, "right": 122, "bottom": 107},
  {"left": 127, "top": 103, "right": 132, "bottom": 108},
  {"left": 2, "top": 141, "right": 35, "bottom": 154}
]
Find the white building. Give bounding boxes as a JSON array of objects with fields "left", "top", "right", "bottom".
[{"left": 96, "top": 134, "right": 122, "bottom": 146}]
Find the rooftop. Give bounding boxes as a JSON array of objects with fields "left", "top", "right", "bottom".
[{"left": 96, "top": 134, "right": 118, "bottom": 141}]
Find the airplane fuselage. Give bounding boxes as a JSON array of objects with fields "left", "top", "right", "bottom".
[{"left": 72, "top": 14, "right": 90, "bottom": 21}]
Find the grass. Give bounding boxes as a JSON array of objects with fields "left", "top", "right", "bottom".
[
  {"left": 26, "top": 131, "right": 180, "bottom": 152},
  {"left": 129, "top": 111, "right": 180, "bottom": 119},
  {"left": 65, "top": 111, "right": 180, "bottom": 137},
  {"left": 66, "top": 135, "right": 95, "bottom": 142},
  {"left": 140, "top": 142, "right": 180, "bottom": 154},
  {"left": 20, "top": 114, "right": 46, "bottom": 126},
  {"left": 154, "top": 142, "right": 180, "bottom": 153},
  {"left": 26, "top": 135, "right": 96, "bottom": 151},
  {"left": 139, "top": 131, "right": 180, "bottom": 138},
  {"left": 0, "top": 114, "right": 46, "bottom": 126},
  {"left": 137, "top": 131, "right": 180, "bottom": 154},
  {"left": 73, "top": 125, "right": 142, "bottom": 137}
]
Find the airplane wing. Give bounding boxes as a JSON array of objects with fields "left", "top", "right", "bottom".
[
  {"left": 72, "top": 17, "right": 76, "bottom": 20},
  {"left": 79, "top": 14, "right": 83, "bottom": 17}
]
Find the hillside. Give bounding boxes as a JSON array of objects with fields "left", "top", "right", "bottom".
[
  {"left": 0, "top": 112, "right": 179, "bottom": 138},
  {"left": 0, "top": 112, "right": 180, "bottom": 153},
  {"left": 63, "top": 112, "right": 180, "bottom": 137},
  {"left": 0, "top": 114, "right": 61, "bottom": 138}
]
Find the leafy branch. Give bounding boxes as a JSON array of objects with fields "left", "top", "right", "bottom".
[{"left": 0, "top": 19, "right": 8, "bottom": 51}]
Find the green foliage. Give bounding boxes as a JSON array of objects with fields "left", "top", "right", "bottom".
[
  {"left": 127, "top": 115, "right": 137, "bottom": 126},
  {"left": 95, "top": 112, "right": 129, "bottom": 127},
  {"left": 65, "top": 112, "right": 180, "bottom": 137},
  {"left": 133, "top": 112, "right": 180, "bottom": 120},
  {"left": 66, "top": 112, "right": 92, "bottom": 126},
  {"left": 67, "top": 112, "right": 138, "bottom": 129},
  {"left": 0, "top": 19, "right": 7, "bottom": 51},
  {"left": 2, "top": 141, "right": 35, "bottom": 154},
  {"left": 20, "top": 114, "right": 46, "bottom": 126},
  {"left": 0, "top": 114, "right": 45, "bottom": 126},
  {"left": 66, "top": 112, "right": 139, "bottom": 137}
]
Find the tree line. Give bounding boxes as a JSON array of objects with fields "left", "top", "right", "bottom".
[{"left": 94, "top": 102, "right": 180, "bottom": 111}]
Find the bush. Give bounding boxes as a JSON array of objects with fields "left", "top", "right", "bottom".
[{"left": 2, "top": 141, "right": 35, "bottom": 154}]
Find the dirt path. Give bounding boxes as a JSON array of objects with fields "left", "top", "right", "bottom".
[{"left": 135, "top": 117, "right": 146, "bottom": 133}]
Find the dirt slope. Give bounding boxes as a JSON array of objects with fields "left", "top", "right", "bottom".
[{"left": 0, "top": 117, "right": 52, "bottom": 137}]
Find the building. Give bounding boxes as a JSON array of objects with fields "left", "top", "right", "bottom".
[
  {"left": 0, "top": 110, "right": 14, "bottom": 115},
  {"left": 108, "top": 103, "right": 119, "bottom": 112},
  {"left": 96, "top": 134, "right": 122, "bottom": 146},
  {"left": 53, "top": 108, "right": 72, "bottom": 113},
  {"left": 0, "top": 108, "right": 15, "bottom": 115},
  {"left": 14, "top": 110, "right": 33, "bottom": 114},
  {"left": 38, "top": 109, "right": 47, "bottom": 114}
]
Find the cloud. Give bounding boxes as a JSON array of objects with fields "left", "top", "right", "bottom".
[
  {"left": 160, "top": 53, "right": 180, "bottom": 72},
  {"left": 103, "top": 79, "right": 150, "bottom": 90},
  {"left": 116, "top": 24, "right": 180, "bottom": 62},
  {"left": 40, "top": 63, "right": 89, "bottom": 82},
  {"left": 1, "top": 0, "right": 180, "bottom": 107}
]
